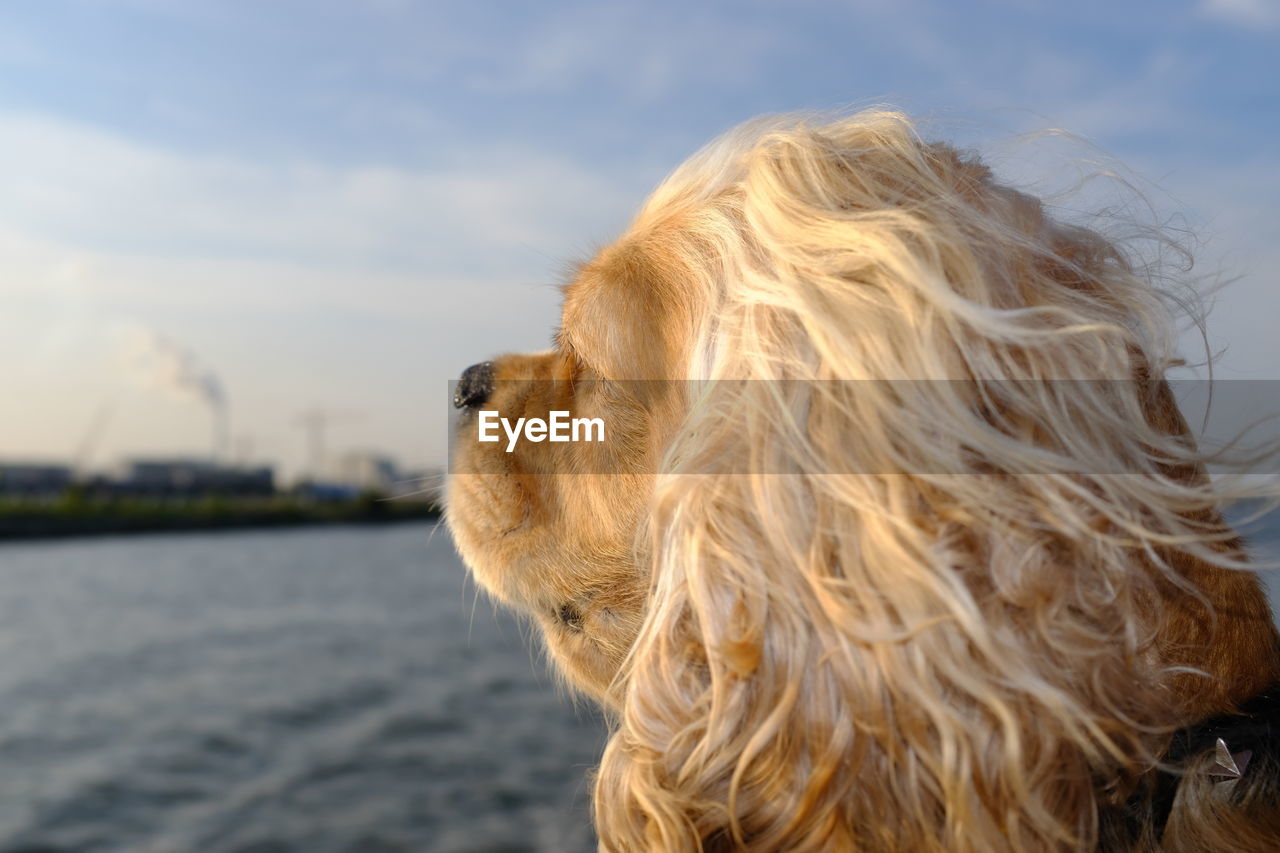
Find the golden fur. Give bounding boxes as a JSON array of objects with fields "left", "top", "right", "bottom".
[{"left": 447, "top": 109, "right": 1280, "bottom": 851}]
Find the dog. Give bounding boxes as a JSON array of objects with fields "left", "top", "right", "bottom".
[{"left": 446, "top": 109, "right": 1280, "bottom": 851}]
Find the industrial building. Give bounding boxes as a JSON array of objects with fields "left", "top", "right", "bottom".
[
  {"left": 113, "top": 459, "right": 275, "bottom": 496},
  {"left": 0, "top": 463, "right": 73, "bottom": 496}
]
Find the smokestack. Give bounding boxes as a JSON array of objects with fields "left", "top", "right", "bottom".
[
  {"left": 123, "top": 328, "right": 230, "bottom": 463},
  {"left": 211, "top": 390, "right": 229, "bottom": 464}
]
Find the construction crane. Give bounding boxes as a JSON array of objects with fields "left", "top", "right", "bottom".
[
  {"left": 72, "top": 400, "right": 116, "bottom": 479},
  {"left": 293, "top": 408, "right": 363, "bottom": 483}
]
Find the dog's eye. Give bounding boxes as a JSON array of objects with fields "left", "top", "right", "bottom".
[{"left": 557, "top": 602, "right": 584, "bottom": 631}]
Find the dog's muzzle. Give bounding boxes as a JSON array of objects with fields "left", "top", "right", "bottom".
[{"left": 454, "top": 361, "right": 494, "bottom": 410}]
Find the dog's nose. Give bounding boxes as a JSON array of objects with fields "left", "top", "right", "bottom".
[{"left": 454, "top": 361, "right": 494, "bottom": 409}]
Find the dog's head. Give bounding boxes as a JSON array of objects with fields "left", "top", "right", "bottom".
[
  {"left": 446, "top": 236, "right": 700, "bottom": 703},
  {"left": 446, "top": 110, "right": 1279, "bottom": 850}
]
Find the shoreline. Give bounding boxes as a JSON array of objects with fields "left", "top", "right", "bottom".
[{"left": 0, "top": 497, "right": 440, "bottom": 542}]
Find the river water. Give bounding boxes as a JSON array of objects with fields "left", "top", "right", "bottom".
[
  {"left": 1, "top": 518, "right": 1278, "bottom": 853},
  {"left": 0, "top": 524, "right": 604, "bottom": 853}
]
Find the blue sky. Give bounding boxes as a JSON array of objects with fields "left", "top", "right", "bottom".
[{"left": 1, "top": 0, "right": 1277, "bottom": 479}]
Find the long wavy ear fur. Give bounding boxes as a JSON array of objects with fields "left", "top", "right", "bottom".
[{"left": 590, "top": 111, "right": 1280, "bottom": 851}]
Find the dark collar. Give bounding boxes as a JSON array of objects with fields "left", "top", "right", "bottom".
[{"left": 1150, "top": 686, "right": 1280, "bottom": 839}]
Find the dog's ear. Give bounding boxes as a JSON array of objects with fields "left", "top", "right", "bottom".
[
  {"left": 590, "top": 113, "right": 1256, "bottom": 850},
  {"left": 595, "top": 389, "right": 1167, "bottom": 850}
]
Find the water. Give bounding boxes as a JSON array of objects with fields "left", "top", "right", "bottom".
[
  {"left": 1, "top": 519, "right": 1278, "bottom": 853},
  {"left": 0, "top": 524, "right": 605, "bottom": 853}
]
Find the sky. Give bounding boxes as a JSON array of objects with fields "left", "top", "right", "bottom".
[{"left": 1, "top": 0, "right": 1277, "bottom": 482}]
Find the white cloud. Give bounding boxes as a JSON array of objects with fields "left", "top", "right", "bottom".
[
  {"left": 1199, "top": 0, "right": 1280, "bottom": 29},
  {"left": 0, "top": 112, "right": 636, "bottom": 276}
]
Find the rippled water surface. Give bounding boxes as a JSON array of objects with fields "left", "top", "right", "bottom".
[
  {"left": 2, "top": 516, "right": 1278, "bottom": 853},
  {"left": 0, "top": 524, "right": 605, "bottom": 853}
]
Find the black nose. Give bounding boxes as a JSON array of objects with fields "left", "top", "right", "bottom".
[{"left": 454, "top": 361, "right": 494, "bottom": 409}]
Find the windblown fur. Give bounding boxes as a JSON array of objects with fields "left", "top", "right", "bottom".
[{"left": 447, "top": 109, "right": 1280, "bottom": 851}]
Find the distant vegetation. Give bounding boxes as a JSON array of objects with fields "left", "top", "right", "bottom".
[{"left": 0, "top": 487, "right": 440, "bottom": 540}]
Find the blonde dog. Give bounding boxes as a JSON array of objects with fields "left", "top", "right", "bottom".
[{"left": 447, "top": 109, "right": 1280, "bottom": 851}]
